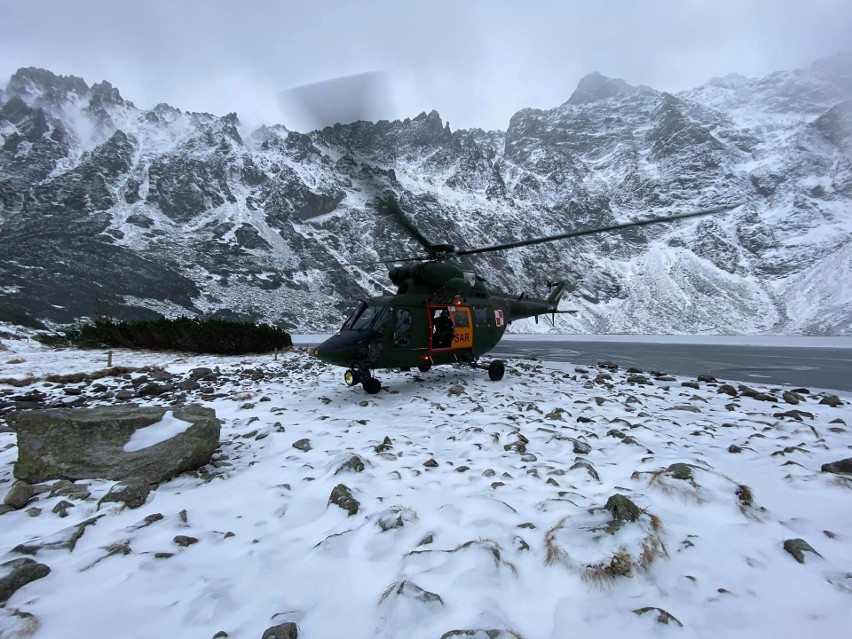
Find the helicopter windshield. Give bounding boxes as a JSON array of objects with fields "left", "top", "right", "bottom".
[{"left": 342, "top": 303, "right": 389, "bottom": 332}]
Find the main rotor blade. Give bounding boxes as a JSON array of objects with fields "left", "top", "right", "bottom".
[
  {"left": 278, "top": 71, "right": 393, "bottom": 132},
  {"left": 343, "top": 252, "right": 435, "bottom": 267},
  {"left": 454, "top": 205, "right": 738, "bottom": 257},
  {"left": 281, "top": 251, "right": 432, "bottom": 274},
  {"left": 280, "top": 71, "right": 448, "bottom": 260},
  {"left": 374, "top": 193, "right": 440, "bottom": 255}
]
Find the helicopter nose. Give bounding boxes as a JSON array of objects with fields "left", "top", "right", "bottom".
[
  {"left": 310, "top": 344, "right": 331, "bottom": 361},
  {"left": 310, "top": 332, "right": 364, "bottom": 366}
]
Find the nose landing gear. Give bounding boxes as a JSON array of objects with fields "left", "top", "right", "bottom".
[
  {"left": 344, "top": 369, "right": 360, "bottom": 386},
  {"left": 344, "top": 368, "right": 383, "bottom": 394}
]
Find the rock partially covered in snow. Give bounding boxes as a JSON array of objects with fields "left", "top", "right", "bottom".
[
  {"left": 7, "top": 405, "right": 220, "bottom": 483},
  {"left": 441, "top": 630, "right": 516, "bottom": 639},
  {"left": 820, "top": 458, "right": 852, "bottom": 474},
  {"left": 261, "top": 622, "right": 299, "bottom": 639},
  {"left": 98, "top": 478, "right": 150, "bottom": 509},
  {"left": 2, "top": 480, "right": 33, "bottom": 510},
  {"left": 0, "top": 558, "right": 51, "bottom": 605}
]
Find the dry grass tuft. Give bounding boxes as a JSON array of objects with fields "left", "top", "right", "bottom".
[
  {"left": 638, "top": 534, "right": 667, "bottom": 571},
  {"left": 647, "top": 468, "right": 704, "bottom": 503},
  {"left": 646, "top": 512, "right": 665, "bottom": 533},
  {"left": 736, "top": 484, "right": 754, "bottom": 508},
  {"left": 0, "top": 376, "right": 38, "bottom": 387},
  {"left": 377, "top": 579, "right": 402, "bottom": 605},
  {"left": 544, "top": 517, "right": 569, "bottom": 566},
  {"left": 502, "top": 559, "right": 520, "bottom": 576},
  {"left": 582, "top": 547, "right": 633, "bottom": 586}
]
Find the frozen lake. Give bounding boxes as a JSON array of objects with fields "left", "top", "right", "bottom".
[
  {"left": 295, "top": 334, "right": 852, "bottom": 392},
  {"left": 492, "top": 335, "right": 852, "bottom": 392}
]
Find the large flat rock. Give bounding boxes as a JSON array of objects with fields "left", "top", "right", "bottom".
[{"left": 7, "top": 405, "right": 220, "bottom": 483}]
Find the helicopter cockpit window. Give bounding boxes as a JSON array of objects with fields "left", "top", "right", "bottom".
[
  {"left": 340, "top": 302, "right": 365, "bottom": 332},
  {"left": 394, "top": 308, "right": 412, "bottom": 346},
  {"left": 344, "top": 303, "right": 390, "bottom": 331}
]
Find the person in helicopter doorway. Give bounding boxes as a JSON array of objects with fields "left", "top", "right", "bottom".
[{"left": 433, "top": 309, "right": 455, "bottom": 349}]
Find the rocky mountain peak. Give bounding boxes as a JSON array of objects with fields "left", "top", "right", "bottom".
[
  {"left": 810, "top": 51, "right": 852, "bottom": 90},
  {"left": 567, "top": 72, "right": 636, "bottom": 105},
  {"left": 706, "top": 73, "right": 750, "bottom": 90},
  {"left": 89, "top": 81, "right": 125, "bottom": 107},
  {"left": 6, "top": 67, "right": 89, "bottom": 107}
]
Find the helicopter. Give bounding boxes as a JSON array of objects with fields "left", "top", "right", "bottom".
[
  {"left": 281, "top": 73, "right": 736, "bottom": 393},
  {"left": 310, "top": 199, "right": 736, "bottom": 394}
]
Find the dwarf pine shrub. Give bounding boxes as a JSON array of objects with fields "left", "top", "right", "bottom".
[{"left": 55, "top": 317, "right": 292, "bottom": 355}]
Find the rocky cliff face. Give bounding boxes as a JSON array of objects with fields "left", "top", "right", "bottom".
[{"left": 1, "top": 56, "right": 850, "bottom": 333}]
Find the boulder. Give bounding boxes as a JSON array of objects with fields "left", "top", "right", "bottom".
[
  {"left": 633, "top": 607, "right": 683, "bottom": 627},
  {"left": 3, "top": 480, "right": 33, "bottom": 509},
  {"left": 605, "top": 494, "right": 641, "bottom": 522},
  {"left": 173, "top": 535, "right": 199, "bottom": 548},
  {"left": 571, "top": 439, "right": 592, "bottom": 454},
  {"left": 48, "top": 479, "right": 91, "bottom": 501},
  {"left": 376, "top": 506, "right": 418, "bottom": 532},
  {"left": 783, "top": 538, "right": 822, "bottom": 564},
  {"left": 99, "top": 478, "right": 150, "bottom": 509},
  {"left": 441, "top": 631, "right": 514, "bottom": 639},
  {"left": 7, "top": 405, "right": 220, "bottom": 483},
  {"left": 570, "top": 460, "right": 600, "bottom": 481},
  {"left": 335, "top": 455, "right": 365, "bottom": 474},
  {"left": 261, "top": 622, "right": 298, "bottom": 639},
  {"left": 13, "top": 516, "right": 102, "bottom": 555},
  {"left": 52, "top": 500, "right": 75, "bottom": 517},
  {"left": 292, "top": 438, "right": 312, "bottom": 452},
  {"left": 667, "top": 463, "right": 694, "bottom": 481},
  {"left": 821, "top": 458, "right": 852, "bottom": 474},
  {"left": 329, "top": 484, "right": 359, "bottom": 516},
  {"left": 0, "top": 558, "right": 51, "bottom": 605}
]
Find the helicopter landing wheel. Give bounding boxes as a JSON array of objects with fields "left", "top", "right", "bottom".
[
  {"left": 417, "top": 362, "right": 432, "bottom": 373},
  {"left": 488, "top": 359, "right": 506, "bottom": 382},
  {"left": 344, "top": 369, "right": 361, "bottom": 386},
  {"left": 362, "top": 377, "right": 382, "bottom": 394}
]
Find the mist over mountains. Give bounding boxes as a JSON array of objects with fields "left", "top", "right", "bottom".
[{"left": 0, "top": 54, "right": 850, "bottom": 334}]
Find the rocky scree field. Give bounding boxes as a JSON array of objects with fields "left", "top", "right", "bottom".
[{"left": 0, "top": 334, "right": 851, "bottom": 638}]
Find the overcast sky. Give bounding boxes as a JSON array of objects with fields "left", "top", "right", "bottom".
[{"left": 1, "top": 0, "right": 850, "bottom": 132}]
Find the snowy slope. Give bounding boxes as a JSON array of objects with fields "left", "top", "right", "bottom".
[{"left": 1, "top": 336, "right": 851, "bottom": 638}]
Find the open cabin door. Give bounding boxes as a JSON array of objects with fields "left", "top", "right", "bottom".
[{"left": 427, "top": 305, "right": 473, "bottom": 352}]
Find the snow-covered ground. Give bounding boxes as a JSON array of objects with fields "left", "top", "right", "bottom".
[{"left": 1, "top": 335, "right": 851, "bottom": 638}]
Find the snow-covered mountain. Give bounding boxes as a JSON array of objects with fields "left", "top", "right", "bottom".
[{"left": 1, "top": 55, "right": 850, "bottom": 334}]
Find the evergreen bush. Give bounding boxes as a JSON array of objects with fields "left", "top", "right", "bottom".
[{"left": 43, "top": 317, "right": 293, "bottom": 355}]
